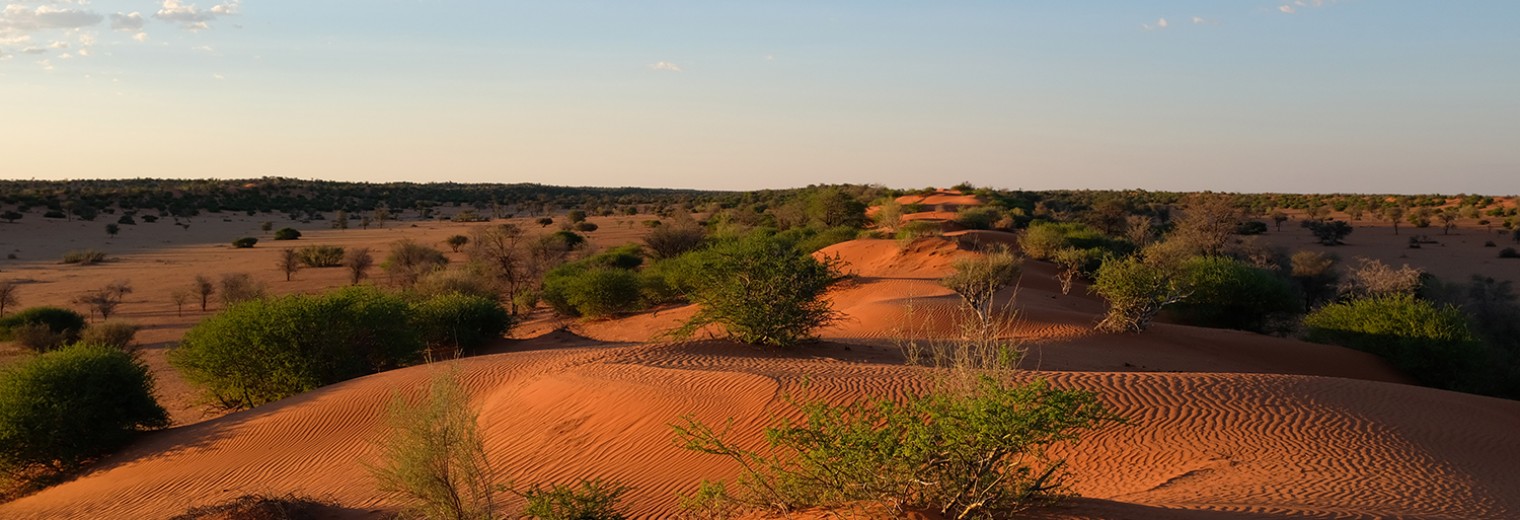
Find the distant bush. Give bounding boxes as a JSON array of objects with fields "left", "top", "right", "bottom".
[
  {"left": 0, "top": 306, "right": 87, "bottom": 352},
  {"left": 1304, "top": 295, "right": 1479, "bottom": 388},
  {"left": 296, "top": 245, "right": 346, "bottom": 267},
  {"left": 1234, "top": 220, "right": 1268, "bottom": 235},
  {"left": 80, "top": 321, "right": 141, "bottom": 351},
  {"left": 1018, "top": 222, "right": 1130, "bottom": 262},
  {"left": 231, "top": 237, "right": 258, "bottom": 249},
  {"left": 383, "top": 240, "right": 450, "bottom": 287},
  {"left": 1301, "top": 219, "right": 1353, "bottom": 246},
  {"left": 1500, "top": 247, "right": 1519, "bottom": 259},
  {"left": 779, "top": 226, "right": 860, "bottom": 253},
  {"left": 673, "top": 377, "right": 1119, "bottom": 519},
  {"left": 573, "top": 222, "right": 599, "bottom": 233},
  {"left": 1169, "top": 256, "right": 1300, "bottom": 332},
  {"left": 953, "top": 207, "right": 1002, "bottom": 230},
  {"left": 673, "top": 233, "right": 845, "bottom": 347},
  {"left": 644, "top": 223, "right": 706, "bottom": 259},
  {"left": 409, "top": 292, "right": 511, "bottom": 354},
  {"left": 0, "top": 344, "right": 168, "bottom": 477},
  {"left": 60, "top": 249, "right": 108, "bottom": 265},
  {"left": 444, "top": 234, "right": 470, "bottom": 252},
  {"left": 273, "top": 228, "right": 302, "bottom": 240},
  {"left": 171, "top": 286, "right": 422, "bottom": 408},
  {"left": 42, "top": 210, "right": 65, "bottom": 219},
  {"left": 895, "top": 220, "right": 942, "bottom": 243},
  {"left": 413, "top": 268, "right": 500, "bottom": 301},
  {"left": 219, "top": 273, "right": 267, "bottom": 306}
]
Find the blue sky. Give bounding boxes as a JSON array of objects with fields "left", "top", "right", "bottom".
[{"left": 2, "top": 1, "right": 1517, "bottom": 194}]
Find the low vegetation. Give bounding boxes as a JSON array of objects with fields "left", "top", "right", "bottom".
[
  {"left": 170, "top": 494, "right": 336, "bottom": 520},
  {"left": 60, "top": 249, "right": 108, "bottom": 265},
  {"left": 1092, "top": 258, "right": 1189, "bottom": 333},
  {"left": 295, "top": 245, "right": 346, "bottom": 268},
  {"left": 0, "top": 306, "right": 87, "bottom": 352},
  {"left": 673, "top": 233, "right": 846, "bottom": 347},
  {"left": 673, "top": 377, "right": 1119, "bottom": 519},
  {"left": 1304, "top": 295, "right": 1477, "bottom": 389},
  {"left": 0, "top": 344, "right": 168, "bottom": 484}
]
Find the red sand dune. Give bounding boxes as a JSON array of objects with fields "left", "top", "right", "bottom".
[{"left": 3, "top": 235, "right": 1516, "bottom": 519}]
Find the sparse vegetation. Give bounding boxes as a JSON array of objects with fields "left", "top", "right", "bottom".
[
  {"left": 0, "top": 306, "right": 87, "bottom": 352},
  {"left": 72, "top": 281, "right": 133, "bottom": 321},
  {"left": 232, "top": 237, "right": 259, "bottom": 249},
  {"left": 79, "top": 321, "right": 141, "bottom": 351},
  {"left": 383, "top": 240, "right": 450, "bottom": 287},
  {"left": 273, "top": 228, "right": 302, "bottom": 241},
  {"left": 296, "top": 245, "right": 346, "bottom": 267},
  {"left": 368, "top": 371, "right": 499, "bottom": 520},
  {"left": 278, "top": 249, "right": 301, "bottom": 281},
  {"left": 219, "top": 273, "right": 267, "bottom": 306},
  {"left": 1092, "top": 257, "right": 1190, "bottom": 333},
  {"left": 60, "top": 249, "right": 108, "bottom": 265},
  {"left": 673, "top": 233, "right": 846, "bottom": 347},
  {"left": 0, "top": 280, "right": 18, "bottom": 316},
  {"left": 514, "top": 479, "right": 631, "bottom": 520},
  {"left": 673, "top": 377, "right": 1120, "bottom": 519},
  {"left": 170, "top": 494, "right": 336, "bottom": 520},
  {"left": 344, "top": 247, "right": 375, "bottom": 285},
  {"left": 445, "top": 234, "right": 470, "bottom": 252}
]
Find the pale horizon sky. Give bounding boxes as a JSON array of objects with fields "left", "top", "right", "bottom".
[{"left": 2, "top": 1, "right": 1517, "bottom": 194}]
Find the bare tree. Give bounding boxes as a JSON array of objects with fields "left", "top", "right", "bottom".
[
  {"left": 1170, "top": 195, "right": 1240, "bottom": 256},
  {"left": 74, "top": 280, "right": 133, "bottom": 320},
  {"left": 170, "top": 289, "right": 190, "bottom": 317},
  {"left": 345, "top": 247, "right": 374, "bottom": 285},
  {"left": 468, "top": 224, "right": 528, "bottom": 311},
  {"left": 1385, "top": 206, "right": 1405, "bottom": 235},
  {"left": 193, "top": 274, "right": 216, "bottom": 311},
  {"left": 0, "top": 279, "right": 19, "bottom": 316},
  {"left": 1124, "top": 215, "right": 1155, "bottom": 247},
  {"left": 219, "top": 273, "right": 267, "bottom": 306},
  {"left": 278, "top": 248, "right": 302, "bottom": 281}
]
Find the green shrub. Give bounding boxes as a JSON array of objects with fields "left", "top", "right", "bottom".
[
  {"left": 296, "top": 245, "right": 346, "bottom": 267},
  {"left": 644, "top": 223, "right": 706, "bottom": 259},
  {"left": 413, "top": 268, "right": 500, "bottom": 301},
  {"left": 1018, "top": 222, "right": 1130, "bottom": 261},
  {"left": 1092, "top": 257, "right": 1189, "bottom": 333},
  {"left": 60, "top": 249, "right": 108, "bottom": 265},
  {"left": 673, "top": 233, "right": 845, "bottom": 347},
  {"left": 1303, "top": 295, "right": 1479, "bottom": 388},
  {"left": 231, "top": 237, "right": 258, "bottom": 248},
  {"left": 543, "top": 266, "right": 645, "bottom": 319},
  {"left": 895, "top": 220, "right": 942, "bottom": 243},
  {"left": 953, "top": 207, "right": 1002, "bottom": 230},
  {"left": 409, "top": 293, "right": 511, "bottom": 353},
  {"left": 80, "top": 321, "right": 141, "bottom": 351},
  {"left": 369, "top": 372, "right": 499, "bottom": 520},
  {"left": 1169, "top": 256, "right": 1300, "bottom": 332},
  {"left": 940, "top": 247, "right": 1022, "bottom": 323},
  {"left": 782, "top": 226, "right": 860, "bottom": 253},
  {"left": 383, "top": 240, "right": 450, "bottom": 287},
  {"left": 515, "top": 479, "right": 631, "bottom": 520},
  {"left": 171, "top": 286, "right": 422, "bottom": 408},
  {"left": 0, "top": 344, "right": 168, "bottom": 475},
  {"left": 586, "top": 244, "right": 645, "bottom": 270},
  {"left": 273, "top": 228, "right": 302, "bottom": 240},
  {"left": 0, "top": 306, "right": 87, "bottom": 352},
  {"left": 673, "top": 377, "right": 1119, "bottom": 519}
]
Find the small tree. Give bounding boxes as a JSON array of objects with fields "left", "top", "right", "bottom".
[
  {"left": 232, "top": 237, "right": 259, "bottom": 249},
  {"left": 273, "top": 227, "right": 302, "bottom": 240},
  {"left": 73, "top": 281, "right": 133, "bottom": 321},
  {"left": 445, "top": 234, "right": 470, "bottom": 253},
  {"left": 674, "top": 234, "right": 846, "bottom": 347},
  {"left": 566, "top": 210, "right": 588, "bottom": 224},
  {"left": 260, "top": 221, "right": 274, "bottom": 233},
  {"left": 193, "top": 275, "right": 216, "bottom": 312},
  {"left": 940, "top": 247, "right": 1021, "bottom": 325},
  {"left": 368, "top": 372, "right": 499, "bottom": 520},
  {"left": 644, "top": 223, "right": 706, "bottom": 259},
  {"left": 1302, "top": 219, "right": 1353, "bottom": 245},
  {"left": 536, "top": 217, "right": 554, "bottom": 228},
  {"left": 278, "top": 248, "right": 301, "bottom": 281},
  {"left": 1270, "top": 211, "right": 1289, "bottom": 231},
  {"left": 0, "top": 279, "right": 18, "bottom": 316},
  {"left": 1290, "top": 251, "right": 1340, "bottom": 310},
  {"left": 170, "top": 289, "right": 191, "bottom": 317},
  {"left": 105, "top": 223, "right": 120, "bottom": 237},
  {"left": 1, "top": 211, "right": 22, "bottom": 223},
  {"left": 219, "top": 273, "right": 266, "bottom": 306},
  {"left": 1092, "top": 257, "right": 1190, "bottom": 333},
  {"left": 383, "top": 240, "right": 449, "bottom": 287},
  {"left": 345, "top": 247, "right": 375, "bottom": 285}
]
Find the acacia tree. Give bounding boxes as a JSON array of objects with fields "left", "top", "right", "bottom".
[
  {"left": 1093, "top": 258, "right": 1190, "bottom": 333},
  {"left": 192, "top": 275, "right": 216, "bottom": 312},
  {"left": 278, "top": 249, "right": 301, "bottom": 281},
  {"left": 467, "top": 224, "right": 532, "bottom": 313},
  {"left": 344, "top": 247, "right": 374, "bottom": 285},
  {"left": 0, "top": 280, "right": 19, "bottom": 316},
  {"left": 74, "top": 281, "right": 133, "bottom": 320}
]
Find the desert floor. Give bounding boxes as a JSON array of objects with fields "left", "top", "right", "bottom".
[{"left": 0, "top": 212, "right": 1517, "bottom": 519}]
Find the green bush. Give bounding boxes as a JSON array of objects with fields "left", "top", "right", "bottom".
[
  {"left": 674, "top": 233, "right": 845, "bottom": 347},
  {"left": 1018, "top": 222, "right": 1130, "bottom": 261},
  {"left": 515, "top": 479, "right": 631, "bottom": 520},
  {"left": 1092, "top": 257, "right": 1188, "bottom": 333},
  {"left": 644, "top": 224, "right": 706, "bottom": 259},
  {"left": 273, "top": 228, "right": 302, "bottom": 240},
  {"left": 673, "top": 377, "right": 1119, "bottom": 519},
  {"left": 1169, "top": 256, "right": 1300, "bottom": 332},
  {"left": 409, "top": 293, "right": 512, "bottom": 353},
  {"left": 895, "top": 220, "right": 942, "bottom": 243},
  {"left": 0, "top": 306, "right": 87, "bottom": 352},
  {"left": 60, "top": 249, "right": 108, "bottom": 265},
  {"left": 384, "top": 240, "right": 450, "bottom": 287},
  {"left": 171, "top": 286, "right": 422, "bottom": 408},
  {"left": 369, "top": 372, "right": 499, "bottom": 520},
  {"left": 1303, "top": 295, "right": 1479, "bottom": 389},
  {"left": 0, "top": 344, "right": 168, "bottom": 475},
  {"left": 953, "top": 207, "right": 1002, "bottom": 230},
  {"left": 296, "top": 245, "right": 346, "bottom": 267},
  {"left": 231, "top": 237, "right": 258, "bottom": 249},
  {"left": 543, "top": 266, "right": 645, "bottom": 319},
  {"left": 413, "top": 268, "right": 500, "bottom": 301},
  {"left": 780, "top": 226, "right": 860, "bottom": 253}
]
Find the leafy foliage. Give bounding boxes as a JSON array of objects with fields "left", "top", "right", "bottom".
[
  {"left": 514, "top": 479, "right": 631, "bottom": 520},
  {"left": 1304, "top": 295, "right": 1479, "bottom": 389},
  {"left": 0, "top": 306, "right": 87, "bottom": 352},
  {"left": 273, "top": 228, "right": 302, "bottom": 240},
  {"left": 0, "top": 344, "right": 168, "bottom": 476},
  {"left": 368, "top": 372, "right": 499, "bottom": 520},
  {"left": 171, "top": 286, "right": 422, "bottom": 408},
  {"left": 1092, "top": 257, "right": 1189, "bottom": 333},
  {"left": 673, "top": 378, "right": 1119, "bottom": 519},
  {"left": 1169, "top": 256, "right": 1300, "bottom": 332},
  {"left": 673, "top": 233, "right": 846, "bottom": 347},
  {"left": 295, "top": 245, "right": 346, "bottom": 267},
  {"left": 409, "top": 292, "right": 511, "bottom": 354}
]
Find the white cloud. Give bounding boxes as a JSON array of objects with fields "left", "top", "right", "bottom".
[
  {"left": 1279, "top": 5, "right": 1296, "bottom": 14},
  {"left": 211, "top": 73, "right": 223, "bottom": 80},
  {"left": 649, "top": 61, "right": 682, "bottom": 72},
  {"left": 1191, "top": 16, "right": 1220, "bottom": 26},
  {"left": 155, "top": 0, "right": 239, "bottom": 30},
  {"left": 132, "top": 31, "right": 148, "bottom": 42},
  {"left": 1141, "top": 17, "right": 1169, "bottom": 31},
  {"left": 111, "top": 12, "right": 145, "bottom": 31}
]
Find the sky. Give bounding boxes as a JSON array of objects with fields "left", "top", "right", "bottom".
[{"left": 2, "top": 1, "right": 1517, "bottom": 194}]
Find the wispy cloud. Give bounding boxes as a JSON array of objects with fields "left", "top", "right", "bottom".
[
  {"left": 155, "top": 0, "right": 240, "bottom": 31},
  {"left": 648, "top": 61, "right": 683, "bottom": 72},
  {"left": 1141, "top": 17, "right": 1169, "bottom": 31}
]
